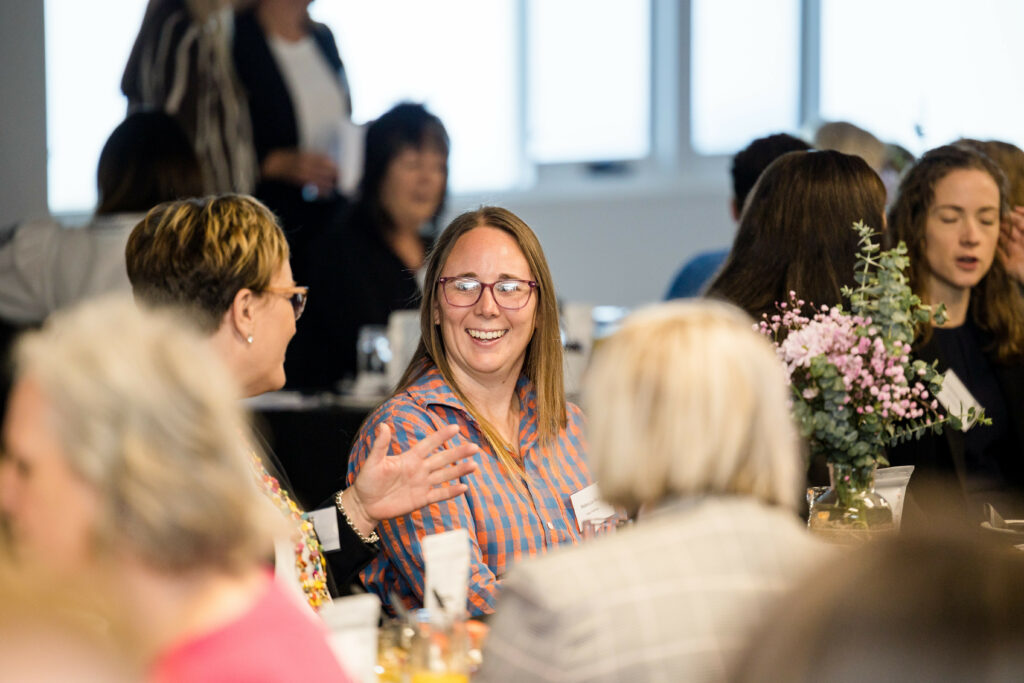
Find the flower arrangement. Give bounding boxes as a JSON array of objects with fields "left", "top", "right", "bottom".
[{"left": 758, "top": 221, "right": 984, "bottom": 470}]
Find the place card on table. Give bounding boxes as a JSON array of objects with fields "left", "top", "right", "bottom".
[
  {"left": 423, "top": 528, "right": 470, "bottom": 619},
  {"left": 936, "top": 369, "right": 983, "bottom": 430}
]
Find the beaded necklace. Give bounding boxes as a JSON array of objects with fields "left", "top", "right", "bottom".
[{"left": 248, "top": 451, "right": 330, "bottom": 611}]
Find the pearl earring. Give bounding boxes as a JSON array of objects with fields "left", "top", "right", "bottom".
[{"left": 246, "top": 335, "right": 254, "bottom": 344}]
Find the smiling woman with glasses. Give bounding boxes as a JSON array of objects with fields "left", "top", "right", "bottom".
[
  {"left": 347, "top": 206, "right": 593, "bottom": 617},
  {"left": 123, "top": 194, "right": 478, "bottom": 615}
]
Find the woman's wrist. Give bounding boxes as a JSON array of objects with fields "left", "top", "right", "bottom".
[{"left": 337, "top": 487, "right": 379, "bottom": 543}]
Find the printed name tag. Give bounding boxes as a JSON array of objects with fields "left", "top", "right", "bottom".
[
  {"left": 935, "top": 369, "right": 983, "bottom": 431},
  {"left": 308, "top": 507, "right": 341, "bottom": 552},
  {"left": 570, "top": 484, "right": 617, "bottom": 532}
]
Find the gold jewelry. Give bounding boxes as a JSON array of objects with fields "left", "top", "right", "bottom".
[{"left": 336, "top": 489, "right": 380, "bottom": 545}]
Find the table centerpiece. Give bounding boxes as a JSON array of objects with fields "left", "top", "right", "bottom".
[{"left": 758, "top": 221, "right": 986, "bottom": 540}]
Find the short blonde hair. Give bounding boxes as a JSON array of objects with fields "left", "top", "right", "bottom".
[
  {"left": 125, "top": 194, "right": 289, "bottom": 334},
  {"left": 12, "top": 295, "right": 276, "bottom": 574},
  {"left": 583, "top": 300, "right": 802, "bottom": 510}
]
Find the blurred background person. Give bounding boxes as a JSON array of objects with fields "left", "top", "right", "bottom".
[
  {"left": 233, "top": 0, "right": 353, "bottom": 278},
  {"left": 0, "top": 110, "right": 202, "bottom": 326},
  {"left": 478, "top": 300, "right": 822, "bottom": 682},
  {"left": 122, "top": 0, "right": 256, "bottom": 194},
  {"left": 664, "top": 132, "right": 811, "bottom": 299},
  {"left": 813, "top": 120, "right": 887, "bottom": 174},
  {"left": 0, "top": 297, "right": 351, "bottom": 680},
  {"left": 705, "top": 149, "right": 887, "bottom": 321},
  {"left": 733, "top": 532, "right": 1024, "bottom": 682},
  {"left": 347, "top": 207, "right": 592, "bottom": 617},
  {"left": 0, "top": 111, "right": 203, "bottom": 426},
  {"left": 887, "top": 145, "right": 1024, "bottom": 524},
  {"left": 286, "top": 102, "right": 449, "bottom": 391},
  {"left": 126, "top": 194, "right": 477, "bottom": 605}
]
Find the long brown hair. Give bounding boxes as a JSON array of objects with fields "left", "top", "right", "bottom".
[
  {"left": 707, "top": 150, "right": 887, "bottom": 320},
  {"left": 395, "top": 207, "right": 566, "bottom": 477},
  {"left": 888, "top": 144, "right": 1024, "bottom": 361}
]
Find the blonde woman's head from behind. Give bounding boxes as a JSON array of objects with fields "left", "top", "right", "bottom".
[
  {"left": 583, "top": 300, "right": 802, "bottom": 511},
  {"left": 2, "top": 295, "right": 277, "bottom": 580}
]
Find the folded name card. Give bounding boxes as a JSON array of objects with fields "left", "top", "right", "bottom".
[
  {"left": 423, "top": 528, "right": 470, "bottom": 619},
  {"left": 936, "top": 369, "right": 983, "bottom": 430}
]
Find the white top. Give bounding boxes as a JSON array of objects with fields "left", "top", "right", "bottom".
[
  {"left": 478, "top": 496, "right": 829, "bottom": 683},
  {"left": 0, "top": 213, "right": 142, "bottom": 324},
  {"left": 267, "top": 35, "right": 348, "bottom": 158}
]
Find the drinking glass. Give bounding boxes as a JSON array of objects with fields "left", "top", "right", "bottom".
[{"left": 407, "top": 609, "right": 470, "bottom": 683}]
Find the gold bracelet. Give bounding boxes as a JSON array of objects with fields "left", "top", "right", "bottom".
[{"left": 336, "top": 489, "right": 380, "bottom": 545}]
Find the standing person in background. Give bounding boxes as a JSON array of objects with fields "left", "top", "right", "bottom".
[
  {"left": 0, "top": 298, "right": 352, "bottom": 681},
  {"left": 286, "top": 103, "right": 449, "bottom": 391},
  {"left": 664, "top": 133, "right": 810, "bottom": 299},
  {"left": 887, "top": 145, "right": 1024, "bottom": 523},
  {"left": 478, "top": 301, "right": 823, "bottom": 682},
  {"left": 122, "top": 0, "right": 256, "bottom": 194},
  {"left": 232, "top": 0, "right": 353, "bottom": 278}
]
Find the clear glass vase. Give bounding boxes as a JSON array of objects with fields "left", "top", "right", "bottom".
[{"left": 808, "top": 462, "right": 895, "bottom": 543}]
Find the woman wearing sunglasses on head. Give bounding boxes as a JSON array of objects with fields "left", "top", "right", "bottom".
[
  {"left": 125, "top": 194, "right": 478, "bottom": 611},
  {"left": 347, "top": 206, "right": 593, "bottom": 617}
]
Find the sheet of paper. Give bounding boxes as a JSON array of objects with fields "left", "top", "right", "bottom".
[
  {"left": 336, "top": 118, "right": 366, "bottom": 198},
  {"left": 423, "top": 528, "right": 470, "bottom": 619},
  {"left": 308, "top": 506, "right": 341, "bottom": 552},
  {"left": 936, "top": 369, "right": 983, "bottom": 430},
  {"left": 570, "top": 483, "right": 617, "bottom": 532}
]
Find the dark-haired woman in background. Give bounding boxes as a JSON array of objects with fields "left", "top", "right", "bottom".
[
  {"left": 706, "top": 149, "right": 887, "bottom": 320},
  {"left": 0, "top": 111, "right": 203, "bottom": 325},
  {"left": 705, "top": 149, "right": 888, "bottom": 488},
  {"left": 286, "top": 103, "right": 449, "bottom": 390},
  {"left": 887, "top": 145, "right": 1024, "bottom": 523}
]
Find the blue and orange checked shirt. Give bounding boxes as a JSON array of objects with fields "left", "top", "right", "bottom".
[{"left": 346, "top": 363, "right": 592, "bottom": 616}]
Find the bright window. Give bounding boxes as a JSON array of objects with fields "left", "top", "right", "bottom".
[
  {"left": 42, "top": 0, "right": 659, "bottom": 211},
  {"left": 690, "top": 0, "right": 801, "bottom": 155},
  {"left": 525, "top": 0, "right": 651, "bottom": 164},
  {"left": 819, "top": 0, "right": 1024, "bottom": 154},
  {"left": 45, "top": 0, "right": 147, "bottom": 214},
  {"left": 310, "top": 1, "right": 522, "bottom": 194}
]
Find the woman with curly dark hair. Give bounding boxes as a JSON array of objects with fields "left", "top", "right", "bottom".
[{"left": 887, "top": 144, "right": 1024, "bottom": 523}]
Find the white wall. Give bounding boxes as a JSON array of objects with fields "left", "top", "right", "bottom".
[
  {"left": 0, "top": 0, "right": 48, "bottom": 226},
  {"left": 0, "top": 1, "right": 734, "bottom": 308}
]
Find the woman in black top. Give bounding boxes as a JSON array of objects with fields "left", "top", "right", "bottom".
[
  {"left": 286, "top": 103, "right": 449, "bottom": 391},
  {"left": 233, "top": 0, "right": 353, "bottom": 276},
  {"left": 888, "top": 145, "right": 1024, "bottom": 523}
]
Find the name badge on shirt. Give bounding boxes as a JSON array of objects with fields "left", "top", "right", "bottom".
[
  {"left": 935, "top": 369, "right": 983, "bottom": 431},
  {"left": 308, "top": 507, "right": 341, "bottom": 552},
  {"left": 570, "top": 484, "right": 616, "bottom": 532}
]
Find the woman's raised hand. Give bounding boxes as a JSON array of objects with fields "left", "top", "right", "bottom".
[
  {"left": 343, "top": 423, "right": 478, "bottom": 537},
  {"left": 998, "top": 206, "right": 1024, "bottom": 285}
]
